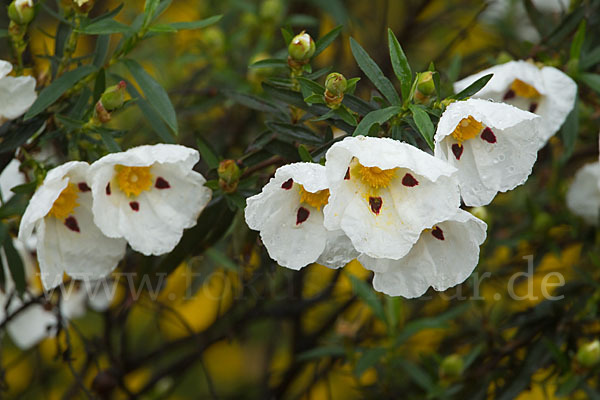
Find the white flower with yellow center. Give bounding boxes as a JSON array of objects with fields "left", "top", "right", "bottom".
[
  {"left": 435, "top": 99, "right": 541, "bottom": 207},
  {"left": 245, "top": 163, "right": 358, "bottom": 270},
  {"left": 323, "top": 136, "right": 461, "bottom": 260},
  {"left": 359, "top": 209, "right": 487, "bottom": 298},
  {"left": 88, "top": 144, "right": 212, "bottom": 256},
  {"left": 566, "top": 161, "right": 600, "bottom": 225},
  {"left": 453, "top": 60, "right": 576, "bottom": 148},
  {"left": 18, "top": 162, "right": 127, "bottom": 290},
  {"left": 0, "top": 60, "right": 37, "bottom": 123}
]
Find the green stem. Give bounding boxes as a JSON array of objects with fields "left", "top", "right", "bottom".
[{"left": 56, "top": 15, "right": 82, "bottom": 76}]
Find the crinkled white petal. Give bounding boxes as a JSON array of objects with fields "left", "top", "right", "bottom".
[
  {"left": 245, "top": 163, "right": 333, "bottom": 270},
  {"left": 0, "top": 159, "right": 25, "bottom": 202},
  {"left": 5, "top": 295, "right": 57, "bottom": 349},
  {"left": 434, "top": 99, "right": 540, "bottom": 206},
  {"left": 566, "top": 162, "right": 600, "bottom": 225},
  {"left": 316, "top": 229, "right": 359, "bottom": 269},
  {"left": 366, "top": 209, "right": 487, "bottom": 298},
  {"left": 324, "top": 136, "right": 460, "bottom": 259},
  {"left": 0, "top": 60, "right": 12, "bottom": 80},
  {"left": 453, "top": 61, "right": 576, "bottom": 147},
  {"left": 89, "top": 145, "right": 211, "bottom": 256},
  {"left": 0, "top": 75, "right": 37, "bottom": 120}
]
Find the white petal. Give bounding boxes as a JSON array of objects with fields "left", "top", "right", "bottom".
[
  {"left": 316, "top": 229, "right": 359, "bottom": 269},
  {"left": 434, "top": 99, "right": 540, "bottom": 206},
  {"left": 60, "top": 286, "right": 88, "bottom": 319},
  {"left": 454, "top": 61, "right": 546, "bottom": 97},
  {"left": 6, "top": 296, "right": 57, "bottom": 349},
  {"left": 537, "top": 66, "right": 577, "bottom": 143},
  {"left": 83, "top": 279, "right": 117, "bottom": 312},
  {"left": 566, "top": 162, "right": 600, "bottom": 225},
  {"left": 0, "top": 159, "right": 25, "bottom": 202},
  {"left": 0, "top": 75, "right": 37, "bottom": 120},
  {"left": 89, "top": 145, "right": 211, "bottom": 256},
  {"left": 369, "top": 209, "right": 487, "bottom": 298},
  {"left": 0, "top": 60, "right": 12, "bottom": 80}
]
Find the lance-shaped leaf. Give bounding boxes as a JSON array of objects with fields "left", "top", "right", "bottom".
[
  {"left": 409, "top": 104, "right": 434, "bottom": 150},
  {"left": 314, "top": 25, "right": 343, "bottom": 57},
  {"left": 451, "top": 73, "right": 493, "bottom": 100},
  {"left": 388, "top": 29, "right": 412, "bottom": 101},
  {"left": 353, "top": 106, "right": 401, "bottom": 136}
]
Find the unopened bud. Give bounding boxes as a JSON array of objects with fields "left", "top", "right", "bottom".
[
  {"left": 218, "top": 160, "right": 242, "bottom": 193},
  {"left": 325, "top": 73, "right": 347, "bottom": 97},
  {"left": 288, "top": 31, "right": 315, "bottom": 63},
  {"left": 95, "top": 101, "right": 111, "bottom": 124},
  {"left": 100, "top": 81, "right": 126, "bottom": 111},
  {"left": 439, "top": 354, "right": 463, "bottom": 379},
  {"left": 8, "top": 0, "right": 36, "bottom": 25},
  {"left": 576, "top": 340, "right": 600, "bottom": 368},
  {"left": 416, "top": 71, "right": 435, "bottom": 97},
  {"left": 72, "top": 0, "right": 94, "bottom": 14}
]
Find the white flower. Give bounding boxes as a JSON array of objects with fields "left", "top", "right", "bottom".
[
  {"left": 245, "top": 162, "right": 358, "bottom": 270},
  {"left": 434, "top": 99, "right": 540, "bottom": 207},
  {"left": 323, "top": 136, "right": 460, "bottom": 260},
  {"left": 0, "top": 60, "right": 37, "bottom": 122},
  {"left": 566, "top": 161, "right": 600, "bottom": 225},
  {"left": 453, "top": 60, "right": 576, "bottom": 148},
  {"left": 18, "top": 161, "right": 127, "bottom": 290},
  {"left": 88, "top": 144, "right": 212, "bottom": 256},
  {"left": 360, "top": 209, "right": 487, "bottom": 298}
]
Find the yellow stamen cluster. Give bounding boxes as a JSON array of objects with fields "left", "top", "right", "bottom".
[
  {"left": 48, "top": 183, "right": 79, "bottom": 219},
  {"left": 510, "top": 79, "right": 540, "bottom": 99},
  {"left": 451, "top": 116, "right": 483, "bottom": 143},
  {"left": 115, "top": 165, "right": 153, "bottom": 197},
  {"left": 357, "top": 164, "right": 396, "bottom": 189},
  {"left": 298, "top": 185, "right": 330, "bottom": 210}
]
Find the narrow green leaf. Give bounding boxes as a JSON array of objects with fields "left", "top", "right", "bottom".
[
  {"left": 570, "top": 19, "right": 586, "bottom": 61},
  {"left": 581, "top": 46, "right": 600, "bottom": 70},
  {"left": 297, "top": 77, "right": 325, "bottom": 95},
  {"left": 559, "top": 99, "right": 579, "bottom": 163},
  {"left": 148, "top": 24, "right": 178, "bottom": 33},
  {"left": 345, "top": 77, "right": 360, "bottom": 95},
  {"left": 90, "top": 3, "right": 125, "bottom": 23},
  {"left": 451, "top": 73, "right": 493, "bottom": 100},
  {"left": 93, "top": 68, "right": 106, "bottom": 103},
  {"left": 123, "top": 59, "right": 178, "bottom": 134},
  {"left": 409, "top": 104, "right": 435, "bottom": 150},
  {"left": 281, "top": 27, "right": 294, "bottom": 45},
  {"left": 353, "top": 106, "right": 401, "bottom": 136},
  {"left": 395, "top": 359, "right": 435, "bottom": 391},
  {"left": 168, "top": 15, "right": 223, "bottom": 30},
  {"left": 546, "top": 7, "right": 585, "bottom": 47},
  {"left": 314, "top": 25, "right": 343, "bottom": 57},
  {"left": 196, "top": 136, "right": 220, "bottom": 169},
  {"left": 77, "top": 19, "right": 133, "bottom": 35},
  {"left": 334, "top": 106, "right": 357, "bottom": 126},
  {"left": 99, "top": 130, "right": 122, "bottom": 152},
  {"left": 297, "top": 346, "right": 345, "bottom": 361},
  {"left": 93, "top": 35, "right": 110, "bottom": 67},
  {"left": 205, "top": 248, "right": 239, "bottom": 271},
  {"left": 523, "top": 0, "right": 551, "bottom": 37},
  {"left": 266, "top": 122, "right": 323, "bottom": 145},
  {"left": 312, "top": 110, "right": 336, "bottom": 121},
  {"left": 143, "top": 0, "right": 161, "bottom": 28},
  {"left": 298, "top": 145, "right": 313, "bottom": 162},
  {"left": 225, "top": 90, "right": 280, "bottom": 113},
  {"left": 355, "top": 348, "right": 386, "bottom": 376},
  {"left": 0, "top": 29, "right": 8, "bottom": 38},
  {"left": 580, "top": 73, "right": 600, "bottom": 94},
  {"left": 343, "top": 94, "right": 375, "bottom": 115},
  {"left": 348, "top": 274, "right": 386, "bottom": 321},
  {"left": 3, "top": 238, "right": 26, "bottom": 294},
  {"left": 24, "top": 65, "right": 97, "bottom": 120},
  {"left": 304, "top": 94, "right": 326, "bottom": 105},
  {"left": 249, "top": 58, "right": 288, "bottom": 69},
  {"left": 387, "top": 29, "right": 412, "bottom": 101},
  {"left": 9, "top": 181, "right": 37, "bottom": 194},
  {"left": 350, "top": 37, "right": 401, "bottom": 105}
]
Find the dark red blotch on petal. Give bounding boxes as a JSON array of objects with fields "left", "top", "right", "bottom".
[
  {"left": 401, "top": 173, "right": 419, "bottom": 187},
  {"left": 129, "top": 201, "right": 140, "bottom": 211},
  {"left": 64, "top": 216, "right": 80, "bottom": 233},
  {"left": 344, "top": 168, "right": 350, "bottom": 180},
  {"left": 451, "top": 143, "right": 464, "bottom": 160},
  {"left": 281, "top": 178, "right": 293, "bottom": 190},
  {"left": 369, "top": 196, "right": 383, "bottom": 215},
  {"left": 155, "top": 177, "right": 170, "bottom": 189},
  {"left": 296, "top": 207, "right": 310, "bottom": 225},
  {"left": 106, "top": 183, "right": 111, "bottom": 195},
  {"left": 503, "top": 90, "right": 515, "bottom": 100},
  {"left": 529, "top": 103, "right": 538, "bottom": 113},
  {"left": 78, "top": 182, "right": 91, "bottom": 192},
  {"left": 431, "top": 226, "right": 444, "bottom": 241},
  {"left": 480, "top": 127, "right": 497, "bottom": 144}
]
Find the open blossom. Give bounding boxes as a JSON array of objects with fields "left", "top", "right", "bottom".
[
  {"left": 245, "top": 163, "right": 358, "bottom": 270},
  {"left": 0, "top": 60, "right": 37, "bottom": 122},
  {"left": 566, "top": 162, "right": 600, "bottom": 225},
  {"left": 454, "top": 60, "right": 576, "bottom": 148},
  {"left": 434, "top": 99, "right": 541, "bottom": 207},
  {"left": 18, "top": 162, "right": 127, "bottom": 290},
  {"left": 359, "top": 209, "right": 487, "bottom": 298},
  {"left": 323, "top": 136, "right": 460, "bottom": 260},
  {"left": 88, "top": 144, "right": 212, "bottom": 256}
]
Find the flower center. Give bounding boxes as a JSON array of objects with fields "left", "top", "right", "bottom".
[
  {"left": 298, "top": 185, "right": 329, "bottom": 210},
  {"left": 115, "top": 165, "right": 153, "bottom": 197},
  {"left": 48, "top": 183, "right": 79, "bottom": 219},
  {"left": 509, "top": 79, "right": 540, "bottom": 99},
  {"left": 355, "top": 163, "right": 396, "bottom": 189},
  {"left": 451, "top": 115, "right": 483, "bottom": 143}
]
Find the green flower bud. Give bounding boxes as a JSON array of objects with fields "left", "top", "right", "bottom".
[
  {"left": 288, "top": 31, "right": 315, "bottom": 62},
  {"left": 439, "top": 354, "right": 464, "bottom": 379},
  {"left": 325, "top": 73, "right": 347, "bottom": 97},
  {"left": 416, "top": 71, "right": 435, "bottom": 96},
  {"left": 100, "top": 81, "right": 126, "bottom": 111},
  {"left": 218, "top": 160, "right": 242, "bottom": 193},
  {"left": 576, "top": 340, "right": 600, "bottom": 368},
  {"left": 8, "top": 0, "right": 36, "bottom": 25}
]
